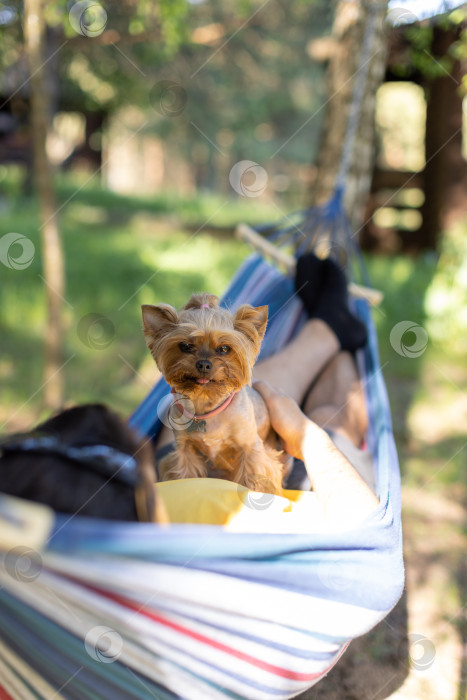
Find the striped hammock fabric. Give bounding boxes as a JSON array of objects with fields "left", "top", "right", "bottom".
[{"left": 0, "top": 254, "right": 404, "bottom": 700}]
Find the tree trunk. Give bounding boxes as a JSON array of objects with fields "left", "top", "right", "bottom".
[
  {"left": 310, "top": 0, "right": 389, "bottom": 237},
  {"left": 420, "top": 25, "right": 466, "bottom": 250},
  {"left": 24, "top": 0, "right": 65, "bottom": 409}
]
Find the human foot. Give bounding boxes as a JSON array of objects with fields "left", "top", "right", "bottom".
[{"left": 296, "top": 253, "right": 367, "bottom": 351}]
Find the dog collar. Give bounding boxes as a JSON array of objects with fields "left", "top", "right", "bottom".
[{"left": 170, "top": 388, "right": 238, "bottom": 420}]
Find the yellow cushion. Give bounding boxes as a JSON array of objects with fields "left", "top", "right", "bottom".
[{"left": 154, "top": 478, "right": 325, "bottom": 534}]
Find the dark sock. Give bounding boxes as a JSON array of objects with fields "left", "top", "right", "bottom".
[
  {"left": 295, "top": 252, "right": 327, "bottom": 316},
  {"left": 312, "top": 258, "right": 368, "bottom": 351}
]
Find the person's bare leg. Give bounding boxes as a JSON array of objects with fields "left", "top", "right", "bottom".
[
  {"left": 252, "top": 319, "right": 339, "bottom": 405},
  {"left": 302, "top": 351, "right": 367, "bottom": 447}
]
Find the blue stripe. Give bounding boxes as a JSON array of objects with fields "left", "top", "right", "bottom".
[{"left": 0, "top": 588, "right": 179, "bottom": 700}]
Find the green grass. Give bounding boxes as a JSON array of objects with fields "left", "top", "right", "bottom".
[
  {"left": 55, "top": 172, "right": 283, "bottom": 228},
  {"left": 365, "top": 244, "right": 466, "bottom": 490}
]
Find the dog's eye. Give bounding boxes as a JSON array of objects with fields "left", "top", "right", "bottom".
[
  {"left": 179, "top": 342, "right": 195, "bottom": 353},
  {"left": 216, "top": 345, "right": 231, "bottom": 355}
]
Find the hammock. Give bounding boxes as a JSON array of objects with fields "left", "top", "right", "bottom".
[{"left": 0, "top": 249, "right": 403, "bottom": 700}]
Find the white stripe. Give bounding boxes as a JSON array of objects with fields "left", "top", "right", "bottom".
[
  {"left": 142, "top": 597, "right": 340, "bottom": 655},
  {"left": 43, "top": 553, "right": 382, "bottom": 638}
]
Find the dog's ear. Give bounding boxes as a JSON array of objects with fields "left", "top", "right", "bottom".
[
  {"left": 142, "top": 304, "right": 178, "bottom": 344},
  {"left": 233, "top": 304, "right": 268, "bottom": 347}
]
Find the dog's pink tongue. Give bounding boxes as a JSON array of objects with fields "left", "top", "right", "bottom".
[{"left": 196, "top": 378, "right": 210, "bottom": 384}]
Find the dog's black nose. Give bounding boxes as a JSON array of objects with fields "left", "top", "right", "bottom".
[{"left": 196, "top": 359, "right": 212, "bottom": 373}]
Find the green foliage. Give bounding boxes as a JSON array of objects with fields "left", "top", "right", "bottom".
[
  {"left": 0, "top": 0, "right": 334, "bottom": 168},
  {"left": 425, "top": 220, "right": 467, "bottom": 357},
  {"left": 393, "top": 8, "right": 467, "bottom": 87},
  {"left": 159, "top": 0, "right": 190, "bottom": 50},
  {"left": 405, "top": 25, "right": 453, "bottom": 81},
  {"left": 0, "top": 0, "right": 192, "bottom": 112}
]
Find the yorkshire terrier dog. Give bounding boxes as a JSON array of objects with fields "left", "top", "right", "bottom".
[{"left": 142, "top": 293, "right": 289, "bottom": 495}]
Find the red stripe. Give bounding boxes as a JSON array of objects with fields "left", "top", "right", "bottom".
[
  {"left": 72, "top": 577, "right": 333, "bottom": 683},
  {"left": 0, "top": 685, "right": 15, "bottom": 700}
]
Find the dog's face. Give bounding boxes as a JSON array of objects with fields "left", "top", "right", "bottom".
[{"left": 142, "top": 293, "right": 268, "bottom": 401}]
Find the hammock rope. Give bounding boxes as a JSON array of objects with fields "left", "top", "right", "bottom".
[
  {"left": 336, "top": 1, "right": 381, "bottom": 189},
  {"left": 241, "top": 1, "right": 384, "bottom": 290}
]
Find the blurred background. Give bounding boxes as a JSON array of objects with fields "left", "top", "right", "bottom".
[{"left": 0, "top": 1, "right": 466, "bottom": 698}]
